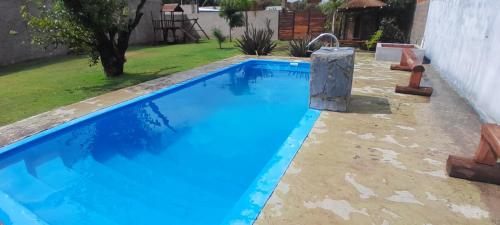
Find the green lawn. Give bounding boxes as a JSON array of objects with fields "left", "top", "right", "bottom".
[{"left": 0, "top": 40, "right": 240, "bottom": 126}]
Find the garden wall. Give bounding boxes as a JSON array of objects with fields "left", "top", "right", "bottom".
[
  {"left": 424, "top": 0, "right": 500, "bottom": 123},
  {"left": 185, "top": 10, "right": 279, "bottom": 40},
  {"left": 0, "top": 0, "right": 162, "bottom": 66}
]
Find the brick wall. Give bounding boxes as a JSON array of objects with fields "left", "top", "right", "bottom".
[
  {"left": 0, "top": 0, "right": 67, "bottom": 66},
  {"left": 0, "top": 0, "right": 162, "bottom": 66}
]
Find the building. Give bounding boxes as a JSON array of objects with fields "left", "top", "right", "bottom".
[{"left": 336, "top": 0, "right": 387, "bottom": 41}]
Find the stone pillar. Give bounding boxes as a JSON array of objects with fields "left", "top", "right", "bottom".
[{"left": 309, "top": 47, "right": 355, "bottom": 112}]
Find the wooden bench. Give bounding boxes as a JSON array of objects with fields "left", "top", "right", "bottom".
[
  {"left": 447, "top": 124, "right": 500, "bottom": 185},
  {"left": 390, "top": 48, "right": 433, "bottom": 96}
]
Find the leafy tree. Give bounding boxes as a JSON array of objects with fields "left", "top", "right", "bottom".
[
  {"left": 365, "top": 29, "right": 383, "bottom": 50},
  {"left": 380, "top": 0, "right": 415, "bottom": 42},
  {"left": 21, "top": 0, "right": 148, "bottom": 77},
  {"left": 219, "top": 0, "right": 245, "bottom": 41},
  {"left": 379, "top": 18, "right": 406, "bottom": 43},
  {"left": 319, "top": 0, "right": 344, "bottom": 32}
]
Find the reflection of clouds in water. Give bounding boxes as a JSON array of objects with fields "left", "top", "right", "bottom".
[
  {"left": 225, "top": 62, "right": 308, "bottom": 96},
  {"left": 88, "top": 102, "right": 169, "bottom": 159},
  {"left": 1, "top": 97, "right": 183, "bottom": 176}
]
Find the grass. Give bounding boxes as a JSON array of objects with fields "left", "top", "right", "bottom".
[
  {"left": 272, "top": 41, "right": 290, "bottom": 57},
  {"left": 0, "top": 40, "right": 240, "bottom": 126}
]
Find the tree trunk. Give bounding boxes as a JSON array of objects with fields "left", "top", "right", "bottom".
[
  {"left": 229, "top": 27, "right": 232, "bottom": 42},
  {"left": 97, "top": 32, "right": 129, "bottom": 77},
  {"left": 245, "top": 11, "right": 249, "bottom": 32},
  {"left": 62, "top": 0, "right": 146, "bottom": 78},
  {"left": 100, "top": 51, "right": 126, "bottom": 77},
  {"left": 331, "top": 11, "right": 337, "bottom": 33}
]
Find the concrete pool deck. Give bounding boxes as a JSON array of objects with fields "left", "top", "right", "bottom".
[
  {"left": 256, "top": 53, "right": 500, "bottom": 225},
  {"left": 0, "top": 53, "right": 499, "bottom": 224}
]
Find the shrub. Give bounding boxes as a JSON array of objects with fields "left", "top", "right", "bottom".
[
  {"left": 379, "top": 18, "right": 406, "bottom": 43},
  {"left": 212, "top": 28, "right": 226, "bottom": 49},
  {"left": 234, "top": 19, "right": 277, "bottom": 55},
  {"left": 365, "top": 29, "right": 383, "bottom": 50},
  {"left": 288, "top": 35, "right": 319, "bottom": 57}
]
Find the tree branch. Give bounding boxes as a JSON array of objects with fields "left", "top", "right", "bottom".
[
  {"left": 62, "top": 0, "right": 100, "bottom": 34},
  {"left": 129, "top": 0, "right": 147, "bottom": 31}
]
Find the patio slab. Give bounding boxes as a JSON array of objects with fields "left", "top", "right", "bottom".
[{"left": 255, "top": 53, "right": 500, "bottom": 225}]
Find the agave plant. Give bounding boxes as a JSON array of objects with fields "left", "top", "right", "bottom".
[
  {"left": 234, "top": 19, "right": 277, "bottom": 55},
  {"left": 288, "top": 35, "right": 319, "bottom": 57}
]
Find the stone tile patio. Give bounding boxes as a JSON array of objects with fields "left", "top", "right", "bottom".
[
  {"left": 1, "top": 53, "right": 499, "bottom": 225},
  {"left": 255, "top": 53, "right": 500, "bottom": 225}
]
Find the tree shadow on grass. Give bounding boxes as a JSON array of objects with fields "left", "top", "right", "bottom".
[
  {"left": 0, "top": 55, "right": 83, "bottom": 77},
  {"left": 217, "top": 47, "right": 238, "bottom": 51},
  {"left": 349, "top": 95, "right": 392, "bottom": 114},
  {"left": 74, "top": 66, "right": 179, "bottom": 93}
]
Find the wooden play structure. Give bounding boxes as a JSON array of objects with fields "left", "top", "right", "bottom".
[
  {"left": 151, "top": 3, "right": 209, "bottom": 44},
  {"left": 391, "top": 48, "right": 433, "bottom": 96},
  {"left": 447, "top": 124, "right": 500, "bottom": 185}
]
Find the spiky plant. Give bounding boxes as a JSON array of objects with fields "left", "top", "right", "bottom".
[
  {"left": 234, "top": 19, "right": 277, "bottom": 55},
  {"left": 288, "top": 35, "right": 320, "bottom": 57},
  {"left": 212, "top": 28, "right": 226, "bottom": 49}
]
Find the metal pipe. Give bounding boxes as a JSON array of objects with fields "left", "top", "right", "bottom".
[{"left": 306, "top": 33, "right": 340, "bottom": 49}]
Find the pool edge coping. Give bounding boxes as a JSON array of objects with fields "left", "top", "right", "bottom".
[{"left": 221, "top": 109, "right": 321, "bottom": 225}]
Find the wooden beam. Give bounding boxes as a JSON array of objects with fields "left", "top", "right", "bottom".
[
  {"left": 446, "top": 155, "right": 500, "bottom": 185},
  {"left": 395, "top": 85, "right": 433, "bottom": 96},
  {"left": 390, "top": 64, "right": 412, "bottom": 72},
  {"left": 474, "top": 136, "right": 497, "bottom": 165},
  {"left": 483, "top": 124, "right": 500, "bottom": 155}
]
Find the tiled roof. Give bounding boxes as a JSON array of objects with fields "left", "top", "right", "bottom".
[
  {"left": 162, "top": 3, "right": 184, "bottom": 12},
  {"left": 338, "top": 0, "right": 387, "bottom": 10}
]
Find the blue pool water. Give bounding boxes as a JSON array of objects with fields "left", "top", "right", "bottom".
[{"left": 0, "top": 60, "right": 319, "bottom": 225}]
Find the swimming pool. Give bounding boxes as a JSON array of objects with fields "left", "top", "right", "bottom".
[{"left": 0, "top": 59, "right": 319, "bottom": 225}]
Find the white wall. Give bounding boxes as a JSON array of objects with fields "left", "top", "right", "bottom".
[{"left": 424, "top": 0, "right": 500, "bottom": 123}]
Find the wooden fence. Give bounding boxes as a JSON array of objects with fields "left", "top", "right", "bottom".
[{"left": 278, "top": 10, "right": 327, "bottom": 40}]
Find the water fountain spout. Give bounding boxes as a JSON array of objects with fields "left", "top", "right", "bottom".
[{"left": 306, "top": 33, "right": 340, "bottom": 49}]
